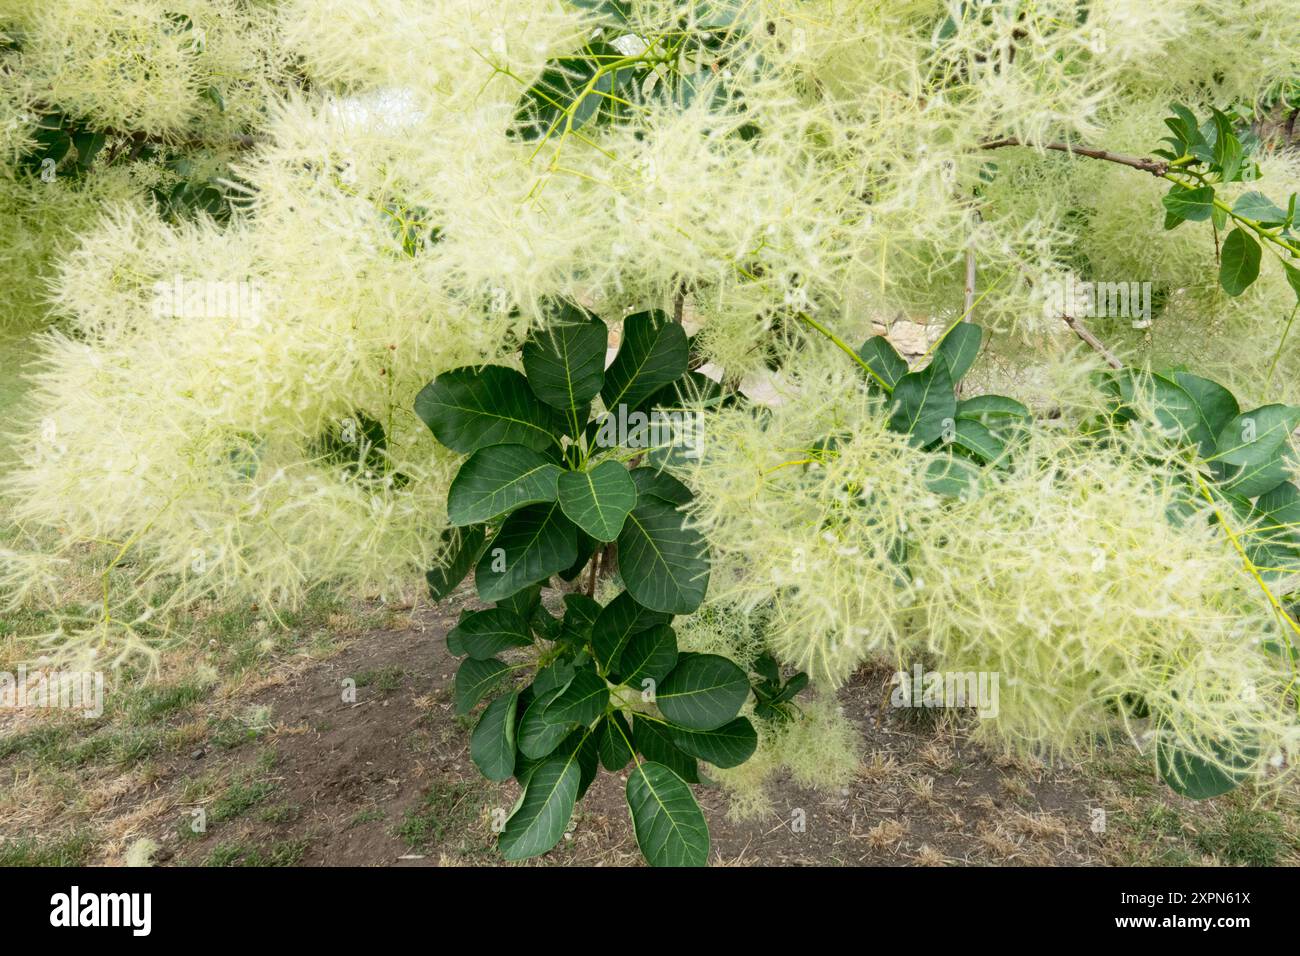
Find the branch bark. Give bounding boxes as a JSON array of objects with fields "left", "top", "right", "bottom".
[
  {"left": 1061, "top": 314, "right": 1123, "bottom": 369},
  {"left": 980, "top": 137, "right": 1169, "bottom": 177},
  {"left": 672, "top": 279, "right": 687, "bottom": 324},
  {"left": 962, "top": 245, "right": 977, "bottom": 323}
]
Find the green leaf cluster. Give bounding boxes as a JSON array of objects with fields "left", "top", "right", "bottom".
[
  {"left": 416, "top": 299, "right": 804, "bottom": 866},
  {"left": 416, "top": 303, "right": 712, "bottom": 613},
  {"left": 857, "top": 323, "right": 1029, "bottom": 499},
  {"left": 1156, "top": 104, "right": 1300, "bottom": 300}
]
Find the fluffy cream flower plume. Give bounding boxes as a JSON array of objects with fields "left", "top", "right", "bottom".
[
  {"left": 0, "top": 1, "right": 293, "bottom": 332},
  {"left": 686, "top": 349, "right": 1298, "bottom": 780}
]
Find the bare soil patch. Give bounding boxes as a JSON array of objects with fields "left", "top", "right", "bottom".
[{"left": 4, "top": 596, "right": 1295, "bottom": 867}]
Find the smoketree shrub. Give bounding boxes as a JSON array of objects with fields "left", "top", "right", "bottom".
[
  {"left": 415, "top": 301, "right": 804, "bottom": 866},
  {"left": 3, "top": 0, "right": 1298, "bottom": 811}
]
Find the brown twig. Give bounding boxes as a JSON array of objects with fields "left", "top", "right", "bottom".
[
  {"left": 1061, "top": 314, "right": 1123, "bottom": 369},
  {"left": 980, "top": 137, "right": 1169, "bottom": 177},
  {"left": 962, "top": 245, "right": 977, "bottom": 323},
  {"left": 954, "top": 242, "right": 978, "bottom": 398}
]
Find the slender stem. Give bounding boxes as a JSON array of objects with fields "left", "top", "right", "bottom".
[
  {"left": 1267, "top": 302, "right": 1299, "bottom": 389},
  {"left": 762, "top": 458, "right": 815, "bottom": 476},
  {"left": 1061, "top": 314, "right": 1124, "bottom": 369},
  {"left": 980, "top": 136, "right": 1300, "bottom": 258},
  {"left": 608, "top": 704, "right": 643, "bottom": 768},
  {"left": 1162, "top": 173, "right": 1300, "bottom": 258},
  {"left": 962, "top": 245, "right": 977, "bottom": 324},
  {"left": 794, "top": 311, "right": 893, "bottom": 393},
  {"left": 979, "top": 137, "right": 1169, "bottom": 176},
  {"left": 586, "top": 549, "right": 600, "bottom": 598},
  {"left": 918, "top": 264, "right": 1010, "bottom": 365},
  {"left": 1195, "top": 477, "right": 1300, "bottom": 665},
  {"left": 955, "top": 237, "right": 979, "bottom": 397}
]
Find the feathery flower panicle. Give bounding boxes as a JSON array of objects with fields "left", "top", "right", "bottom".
[
  {"left": 0, "top": 169, "right": 148, "bottom": 330},
  {"left": 906, "top": 426, "right": 1295, "bottom": 773},
  {"left": 686, "top": 358, "right": 931, "bottom": 682},
  {"left": 689, "top": 348, "right": 1298, "bottom": 781},
  {"left": 7, "top": 0, "right": 287, "bottom": 138}
]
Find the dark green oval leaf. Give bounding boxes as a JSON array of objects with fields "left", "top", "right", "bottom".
[
  {"left": 600, "top": 310, "right": 689, "bottom": 413},
  {"left": 1232, "top": 191, "right": 1288, "bottom": 225},
  {"left": 558, "top": 460, "right": 637, "bottom": 541},
  {"left": 426, "top": 525, "right": 485, "bottom": 601},
  {"left": 446, "top": 606, "right": 533, "bottom": 660},
  {"left": 1171, "top": 371, "right": 1239, "bottom": 458},
  {"left": 471, "top": 691, "right": 518, "bottom": 781},
  {"left": 617, "top": 497, "right": 710, "bottom": 614},
  {"left": 1282, "top": 260, "right": 1300, "bottom": 304},
  {"left": 615, "top": 623, "right": 678, "bottom": 687},
  {"left": 598, "top": 712, "right": 635, "bottom": 771},
  {"left": 1253, "top": 482, "right": 1300, "bottom": 581},
  {"left": 668, "top": 716, "right": 757, "bottom": 768},
  {"left": 517, "top": 684, "right": 575, "bottom": 759},
  {"left": 1212, "top": 404, "right": 1300, "bottom": 497},
  {"left": 1161, "top": 184, "right": 1215, "bottom": 223},
  {"left": 949, "top": 418, "right": 1004, "bottom": 463},
  {"left": 933, "top": 323, "right": 984, "bottom": 383},
  {"left": 522, "top": 307, "right": 608, "bottom": 413},
  {"left": 592, "top": 590, "right": 672, "bottom": 672},
  {"left": 656, "top": 653, "right": 750, "bottom": 731},
  {"left": 557, "top": 592, "right": 602, "bottom": 646},
  {"left": 630, "top": 467, "right": 692, "bottom": 505},
  {"left": 924, "top": 453, "right": 981, "bottom": 498},
  {"left": 415, "top": 366, "right": 560, "bottom": 454},
  {"left": 499, "top": 752, "right": 581, "bottom": 860},
  {"left": 626, "top": 761, "right": 709, "bottom": 867},
  {"left": 454, "top": 657, "right": 510, "bottom": 716},
  {"left": 955, "top": 394, "right": 1031, "bottom": 435},
  {"left": 545, "top": 665, "right": 609, "bottom": 728},
  {"left": 1157, "top": 736, "right": 1253, "bottom": 800},
  {"left": 533, "top": 660, "right": 577, "bottom": 699},
  {"left": 1107, "top": 370, "right": 1201, "bottom": 447},
  {"left": 856, "top": 336, "right": 908, "bottom": 390},
  {"left": 475, "top": 502, "right": 579, "bottom": 603},
  {"left": 447, "top": 444, "right": 562, "bottom": 526},
  {"left": 889, "top": 361, "right": 956, "bottom": 447},
  {"left": 632, "top": 714, "right": 699, "bottom": 783},
  {"left": 1219, "top": 227, "right": 1261, "bottom": 296},
  {"left": 1214, "top": 405, "right": 1300, "bottom": 467}
]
